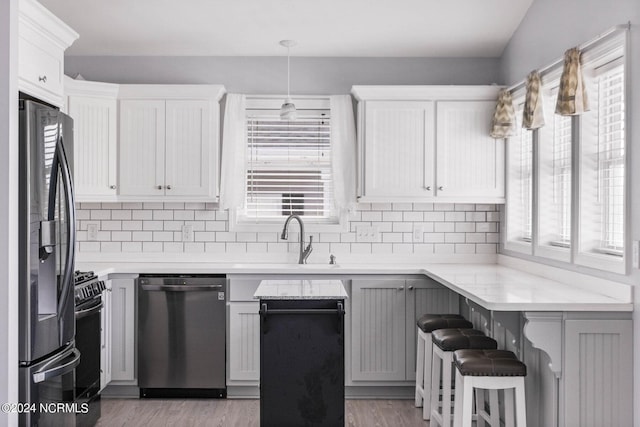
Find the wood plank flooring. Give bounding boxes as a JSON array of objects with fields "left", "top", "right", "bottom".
[{"left": 96, "top": 398, "right": 430, "bottom": 426}]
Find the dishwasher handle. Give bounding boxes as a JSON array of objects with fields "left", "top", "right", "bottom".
[{"left": 140, "top": 284, "right": 223, "bottom": 292}]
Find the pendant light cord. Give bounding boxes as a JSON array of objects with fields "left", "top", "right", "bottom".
[{"left": 287, "top": 45, "right": 291, "bottom": 99}]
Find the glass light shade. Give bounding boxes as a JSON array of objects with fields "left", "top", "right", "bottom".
[{"left": 280, "top": 99, "right": 297, "bottom": 120}]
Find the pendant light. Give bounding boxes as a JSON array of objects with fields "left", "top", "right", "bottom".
[{"left": 280, "top": 39, "right": 297, "bottom": 121}]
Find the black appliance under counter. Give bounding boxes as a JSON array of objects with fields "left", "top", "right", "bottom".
[{"left": 255, "top": 280, "right": 348, "bottom": 427}]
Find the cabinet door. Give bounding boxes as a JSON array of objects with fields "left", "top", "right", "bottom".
[
  {"left": 363, "top": 101, "right": 435, "bottom": 200},
  {"left": 68, "top": 96, "right": 118, "bottom": 200},
  {"left": 351, "top": 279, "right": 406, "bottom": 381},
  {"left": 110, "top": 279, "right": 136, "bottom": 383},
  {"left": 436, "top": 101, "right": 505, "bottom": 199},
  {"left": 119, "top": 100, "right": 166, "bottom": 197},
  {"left": 100, "top": 280, "right": 112, "bottom": 390},
  {"left": 165, "top": 100, "right": 214, "bottom": 197},
  {"left": 228, "top": 302, "right": 260, "bottom": 383},
  {"left": 405, "top": 278, "right": 459, "bottom": 380}
]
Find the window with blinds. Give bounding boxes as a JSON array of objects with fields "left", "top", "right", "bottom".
[
  {"left": 552, "top": 103, "right": 573, "bottom": 245},
  {"left": 520, "top": 127, "right": 533, "bottom": 241},
  {"left": 597, "top": 63, "right": 625, "bottom": 253},
  {"left": 241, "top": 111, "right": 336, "bottom": 222}
]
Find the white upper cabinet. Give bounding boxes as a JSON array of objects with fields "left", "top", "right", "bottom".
[
  {"left": 352, "top": 86, "right": 504, "bottom": 203},
  {"left": 436, "top": 100, "right": 504, "bottom": 200},
  {"left": 19, "top": 0, "right": 78, "bottom": 108},
  {"left": 363, "top": 101, "right": 435, "bottom": 199},
  {"left": 118, "top": 85, "right": 225, "bottom": 201},
  {"left": 65, "top": 77, "right": 119, "bottom": 201}
]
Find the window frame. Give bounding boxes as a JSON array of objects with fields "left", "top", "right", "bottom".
[{"left": 229, "top": 96, "right": 349, "bottom": 233}]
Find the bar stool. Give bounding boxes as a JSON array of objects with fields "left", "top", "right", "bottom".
[
  {"left": 415, "top": 314, "right": 473, "bottom": 420},
  {"left": 453, "top": 349, "right": 527, "bottom": 427},
  {"left": 430, "top": 328, "right": 498, "bottom": 427}
]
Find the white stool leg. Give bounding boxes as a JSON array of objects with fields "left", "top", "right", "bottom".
[
  {"left": 441, "top": 351, "right": 453, "bottom": 427},
  {"left": 514, "top": 378, "right": 527, "bottom": 427},
  {"left": 415, "top": 330, "right": 425, "bottom": 407},
  {"left": 475, "top": 388, "right": 486, "bottom": 427},
  {"left": 453, "top": 370, "right": 463, "bottom": 427},
  {"left": 429, "top": 344, "right": 441, "bottom": 422},
  {"left": 488, "top": 389, "right": 499, "bottom": 426},
  {"left": 460, "top": 376, "right": 474, "bottom": 427},
  {"left": 504, "top": 387, "right": 515, "bottom": 427},
  {"left": 423, "top": 333, "right": 433, "bottom": 419}
]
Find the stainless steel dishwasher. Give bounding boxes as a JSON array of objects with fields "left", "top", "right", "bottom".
[{"left": 137, "top": 274, "right": 226, "bottom": 398}]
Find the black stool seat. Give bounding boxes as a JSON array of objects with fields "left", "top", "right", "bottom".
[
  {"left": 417, "top": 314, "right": 472, "bottom": 333},
  {"left": 432, "top": 328, "right": 498, "bottom": 351},
  {"left": 454, "top": 349, "right": 527, "bottom": 377}
]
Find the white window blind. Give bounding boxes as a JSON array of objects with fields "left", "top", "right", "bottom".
[
  {"left": 597, "top": 64, "right": 625, "bottom": 253},
  {"left": 552, "top": 97, "right": 572, "bottom": 245},
  {"left": 242, "top": 111, "right": 336, "bottom": 221},
  {"left": 520, "top": 125, "right": 533, "bottom": 242}
]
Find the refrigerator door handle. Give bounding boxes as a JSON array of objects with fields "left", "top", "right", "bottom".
[
  {"left": 32, "top": 348, "right": 81, "bottom": 384},
  {"left": 56, "top": 135, "right": 76, "bottom": 318}
]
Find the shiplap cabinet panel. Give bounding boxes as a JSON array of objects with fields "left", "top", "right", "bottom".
[
  {"left": 436, "top": 101, "right": 505, "bottom": 199},
  {"left": 66, "top": 82, "right": 119, "bottom": 201},
  {"left": 351, "top": 279, "right": 406, "bottom": 381},
  {"left": 110, "top": 279, "right": 136, "bottom": 383},
  {"left": 363, "top": 101, "right": 435, "bottom": 199},
  {"left": 119, "top": 100, "right": 166, "bottom": 197},
  {"left": 563, "top": 319, "right": 632, "bottom": 427},
  {"left": 100, "top": 280, "right": 113, "bottom": 390},
  {"left": 228, "top": 302, "right": 260, "bottom": 383},
  {"left": 165, "top": 100, "right": 214, "bottom": 197}
]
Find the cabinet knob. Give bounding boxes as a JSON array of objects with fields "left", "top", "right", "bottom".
[
  {"left": 38, "top": 75, "right": 47, "bottom": 83},
  {"left": 438, "top": 186, "right": 444, "bottom": 191},
  {"left": 425, "top": 186, "right": 431, "bottom": 191},
  {"left": 110, "top": 185, "right": 117, "bottom": 190},
  {"left": 157, "top": 185, "right": 163, "bottom": 190},
  {"left": 166, "top": 185, "right": 172, "bottom": 190},
  {"left": 397, "top": 286, "right": 404, "bottom": 291},
  {"left": 408, "top": 286, "right": 414, "bottom": 290}
]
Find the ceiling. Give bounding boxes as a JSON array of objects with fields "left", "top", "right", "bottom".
[{"left": 39, "top": 0, "right": 534, "bottom": 57}]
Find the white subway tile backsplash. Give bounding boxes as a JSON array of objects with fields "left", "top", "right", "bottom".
[
  {"left": 153, "top": 210, "right": 174, "bottom": 220},
  {"left": 133, "top": 210, "right": 153, "bottom": 220},
  {"left": 143, "top": 221, "right": 164, "bottom": 231},
  {"left": 143, "top": 242, "right": 163, "bottom": 252},
  {"left": 76, "top": 202, "right": 500, "bottom": 257},
  {"left": 194, "top": 210, "right": 216, "bottom": 221}
]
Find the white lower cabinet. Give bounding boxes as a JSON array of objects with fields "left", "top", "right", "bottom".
[
  {"left": 350, "top": 278, "right": 459, "bottom": 382},
  {"left": 100, "top": 279, "right": 112, "bottom": 391},
  {"left": 228, "top": 302, "right": 260, "bottom": 383},
  {"left": 110, "top": 278, "right": 137, "bottom": 383}
]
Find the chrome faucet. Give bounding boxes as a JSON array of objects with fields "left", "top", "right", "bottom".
[{"left": 280, "top": 214, "right": 313, "bottom": 264}]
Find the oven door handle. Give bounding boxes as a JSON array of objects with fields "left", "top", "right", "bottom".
[
  {"left": 33, "top": 348, "right": 81, "bottom": 384},
  {"left": 75, "top": 300, "right": 103, "bottom": 320}
]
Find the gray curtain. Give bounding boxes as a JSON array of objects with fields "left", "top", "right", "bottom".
[
  {"left": 523, "top": 70, "right": 545, "bottom": 129},
  {"left": 556, "top": 48, "right": 589, "bottom": 115},
  {"left": 490, "top": 89, "right": 516, "bottom": 138}
]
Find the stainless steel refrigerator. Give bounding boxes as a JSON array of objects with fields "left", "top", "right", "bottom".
[{"left": 18, "top": 98, "right": 79, "bottom": 427}]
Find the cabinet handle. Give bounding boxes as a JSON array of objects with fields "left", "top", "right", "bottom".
[
  {"left": 157, "top": 185, "right": 163, "bottom": 190},
  {"left": 38, "top": 75, "right": 47, "bottom": 83},
  {"left": 166, "top": 185, "right": 172, "bottom": 190},
  {"left": 438, "top": 186, "right": 444, "bottom": 191},
  {"left": 425, "top": 186, "right": 431, "bottom": 191},
  {"left": 110, "top": 185, "right": 117, "bottom": 190}
]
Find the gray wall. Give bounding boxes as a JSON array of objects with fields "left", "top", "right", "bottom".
[
  {"left": 0, "top": 0, "right": 19, "bottom": 424},
  {"left": 498, "top": 0, "right": 640, "bottom": 425},
  {"left": 65, "top": 56, "right": 501, "bottom": 93}
]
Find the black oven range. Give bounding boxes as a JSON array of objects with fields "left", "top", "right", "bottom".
[{"left": 74, "top": 270, "right": 106, "bottom": 427}]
